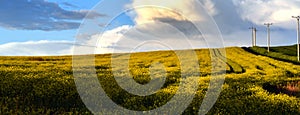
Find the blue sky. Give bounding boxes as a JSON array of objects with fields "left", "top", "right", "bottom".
[
  {"left": 0, "top": 0, "right": 120, "bottom": 44},
  {"left": 0, "top": 0, "right": 300, "bottom": 56}
]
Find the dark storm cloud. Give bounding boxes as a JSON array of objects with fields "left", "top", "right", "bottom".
[{"left": 0, "top": 0, "right": 105, "bottom": 31}]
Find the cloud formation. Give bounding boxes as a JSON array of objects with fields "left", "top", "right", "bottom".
[
  {"left": 3, "top": 0, "right": 300, "bottom": 56},
  {"left": 0, "top": 40, "right": 73, "bottom": 56},
  {"left": 130, "top": 0, "right": 218, "bottom": 24},
  {"left": 91, "top": 23, "right": 208, "bottom": 54},
  {"left": 93, "top": 0, "right": 300, "bottom": 54},
  {"left": 0, "top": 0, "right": 105, "bottom": 31},
  {"left": 232, "top": 0, "right": 300, "bottom": 29},
  {"left": 73, "top": 0, "right": 231, "bottom": 55}
]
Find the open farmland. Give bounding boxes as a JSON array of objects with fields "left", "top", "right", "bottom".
[
  {"left": 244, "top": 45, "right": 299, "bottom": 64},
  {"left": 1, "top": 47, "right": 300, "bottom": 114}
]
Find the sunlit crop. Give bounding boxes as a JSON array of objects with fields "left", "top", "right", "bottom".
[{"left": 1, "top": 47, "right": 300, "bottom": 114}]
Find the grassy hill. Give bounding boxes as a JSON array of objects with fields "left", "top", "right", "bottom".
[
  {"left": 243, "top": 44, "right": 299, "bottom": 64},
  {"left": 270, "top": 45, "right": 298, "bottom": 56},
  {"left": 1, "top": 47, "right": 300, "bottom": 114}
]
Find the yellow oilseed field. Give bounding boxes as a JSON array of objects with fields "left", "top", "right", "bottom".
[{"left": 1, "top": 47, "right": 300, "bottom": 114}]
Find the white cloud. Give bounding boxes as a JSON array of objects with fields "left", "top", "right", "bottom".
[
  {"left": 232, "top": 0, "right": 300, "bottom": 29},
  {"left": 95, "top": 25, "right": 133, "bottom": 53},
  {"left": 91, "top": 22, "right": 210, "bottom": 54},
  {"left": 0, "top": 40, "right": 74, "bottom": 56},
  {"left": 89, "top": 0, "right": 222, "bottom": 53},
  {"left": 129, "top": 0, "right": 218, "bottom": 24},
  {"left": 200, "top": 0, "right": 218, "bottom": 16},
  {"left": 79, "top": 0, "right": 235, "bottom": 54}
]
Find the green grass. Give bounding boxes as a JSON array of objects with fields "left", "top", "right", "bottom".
[
  {"left": 243, "top": 45, "right": 299, "bottom": 64},
  {"left": 1, "top": 47, "right": 300, "bottom": 114},
  {"left": 270, "top": 45, "right": 298, "bottom": 56}
]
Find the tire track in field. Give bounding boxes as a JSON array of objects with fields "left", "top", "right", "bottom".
[
  {"left": 255, "top": 56, "right": 298, "bottom": 77},
  {"left": 234, "top": 48, "right": 298, "bottom": 77},
  {"left": 229, "top": 48, "right": 277, "bottom": 70},
  {"left": 211, "top": 49, "right": 233, "bottom": 73},
  {"left": 212, "top": 49, "right": 245, "bottom": 74}
]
